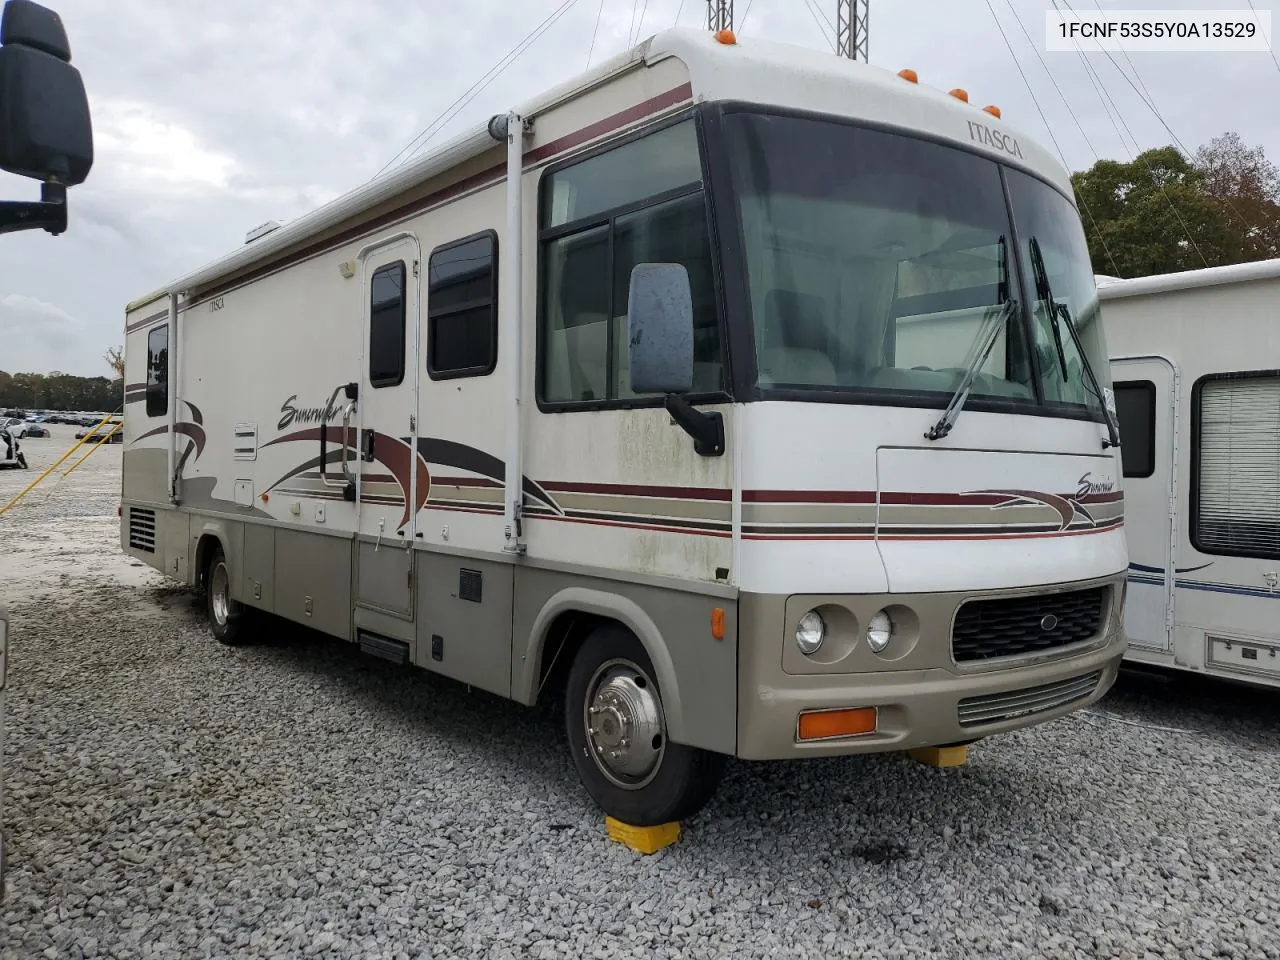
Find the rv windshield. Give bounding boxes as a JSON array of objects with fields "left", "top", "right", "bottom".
[{"left": 722, "top": 110, "right": 1109, "bottom": 421}]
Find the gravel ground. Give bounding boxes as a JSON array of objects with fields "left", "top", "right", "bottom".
[{"left": 2, "top": 426, "right": 1279, "bottom": 959}]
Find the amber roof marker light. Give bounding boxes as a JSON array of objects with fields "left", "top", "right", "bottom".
[
  {"left": 897, "top": 68, "right": 918, "bottom": 82},
  {"left": 714, "top": 29, "right": 736, "bottom": 45}
]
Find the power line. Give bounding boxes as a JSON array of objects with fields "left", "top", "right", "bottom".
[
  {"left": 635, "top": 0, "right": 652, "bottom": 42},
  {"left": 627, "top": 0, "right": 642, "bottom": 45},
  {"left": 1246, "top": 0, "right": 1280, "bottom": 77},
  {"left": 673, "top": 0, "right": 687, "bottom": 27},
  {"left": 739, "top": 0, "right": 756, "bottom": 31},
  {"left": 1008, "top": 0, "right": 1205, "bottom": 268},
  {"left": 981, "top": 0, "right": 1120, "bottom": 276},
  {"left": 1057, "top": 0, "right": 1261, "bottom": 249},
  {"left": 587, "top": 0, "right": 607, "bottom": 67},
  {"left": 801, "top": 0, "right": 834, "bottom": 48},
  {"left": 372, "top": 0, "right": 581, "bottom": 180}
]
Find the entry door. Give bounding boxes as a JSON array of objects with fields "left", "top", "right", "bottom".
[
  {"left": 355, "top": 236, "right": 421, "bottom": 621},
  {"left": 1112, "top": 356, "right": 1177, "bottom": 651}
]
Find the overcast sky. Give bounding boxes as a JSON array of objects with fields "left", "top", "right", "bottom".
[{"left": 1, "top": 0, "right": 1276, "bottom": 378}]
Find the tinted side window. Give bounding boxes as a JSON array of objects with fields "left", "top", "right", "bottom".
[
  {"left": 370, "top": 262, "right": 406, "bottom": 387},
  {"left": 146, "top": 324, "right": 168, "bottom": 418},
  {"left": 539, "top": 118, "right": 723, "bottom": 407},
  {"left": 1113, "top": 380, "right": 1155, "bottom": 478},
  {"left": 428, "top": 233, "right": 497, "bottom": 379}
]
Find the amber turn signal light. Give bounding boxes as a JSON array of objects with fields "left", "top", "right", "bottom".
[
  {"left": 797, "top": 706, "right": 877, "bottom": 741},
  {"left": 711, "top": 607, "right": 725, "bottom": 640}
]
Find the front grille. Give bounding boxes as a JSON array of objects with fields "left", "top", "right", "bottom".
[
  {"left": 128, "top": 507, "right": 156, "bottom": 553},
  {"left": 958, "top": 671, "right": 1102, "bottom": 727},
  {"left": 952, "top": 587, "right": 1105, "bottom": 663}
]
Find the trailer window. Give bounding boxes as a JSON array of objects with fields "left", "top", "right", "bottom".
[
  {"left": 369, "top": 262, "right": 406, "bottom": 387},
  {"left": 145, "top": 324, "right": 168, "bottom": 418},
  {"left": 539, "top": 118, "right": 723, "bottom": 406},
  {"left": 428, "top": 232, "right": 497, "bottom": 379},
  {"left": 1113, "top": 380, "right": 1155, "bottom": 478},
  {"left": 1194, "top": 372, "right": 1280, "bottom": 559}
]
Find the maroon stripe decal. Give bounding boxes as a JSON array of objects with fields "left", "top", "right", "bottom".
[
  {"left": 540, "top": 480, "right": 731, "bottom": 501},
  {"left": 125, "top": 309, "right": 168, "bottom": 333},
  {"left": 431, "top": 475, "right": 503, "bottom": 489},
  {"left": 525, "top": 83, "right": 693, "bottom": 165},
  {"left": 187, "top": 84, "right": 693, "bottom": 307}
]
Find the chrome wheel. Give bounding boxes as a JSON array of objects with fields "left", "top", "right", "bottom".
[
  {"left": 209, "top": 560, "right": 231, "bottom": 628},
  {"left": 584, "top": 658, "right": 666, "bottom": 790}
]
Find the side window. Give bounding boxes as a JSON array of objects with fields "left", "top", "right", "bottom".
[
  {"left": 1113, "top": 380, "right": 1155, "bottom": 478},
  {"left": 370, "top": 261, "right": 406, "bottom": 387},
  {"left": 539, "top": 118, "right": 723, "bottom": 406},
  {"left": 428, "top": 233, "right": 498, "bottom": 379},
  {"left": 145, "top": 324, "right": 168, "bottom": 418},
  {"left": 1195, "top": 372, "right": 1280, "bottom": 559}
]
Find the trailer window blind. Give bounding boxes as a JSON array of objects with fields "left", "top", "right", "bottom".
[
  {"left": 369, "top": 261, "right": 406, "bottom": 387},
  {"left": 1113, "top": 380, "right": 1155, "bottom": 479},
  {"left": 428, "top": 232, "right": 497, "bottom": 379},
  {"left": 145, "top": 324, "right": 168, "bottom": 418},
  {"left": 1195, "top": 373, "right": 1280, "bottom": 559}
]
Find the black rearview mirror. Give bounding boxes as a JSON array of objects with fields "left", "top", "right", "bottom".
[
  {"left": 627, "top": 263, "right": 695, "bottom": 395},
  {"left": 0, "top": 0, "right": 92, "bottom": 185},
  {"left": 0, "top": 0, "right": 92, "bottom": 236}
]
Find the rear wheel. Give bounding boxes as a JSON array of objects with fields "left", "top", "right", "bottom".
[
  {"left": 565, "top": 624, "right": 725, "bottom": 826},
  {"left": 205, "top": 546, "right": 246, "bottom": 645}
]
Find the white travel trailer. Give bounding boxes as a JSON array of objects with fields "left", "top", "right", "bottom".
[
  {"left": 1102, "top": 258, "right": 1280, "bottom": 688},
  {"left": 121, "top": 28, "right": 1128, "bottom": 825}
]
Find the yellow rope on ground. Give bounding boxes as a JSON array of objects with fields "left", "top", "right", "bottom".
[{"left": 0, "top": 412, "right": 118, "bottom": 519}]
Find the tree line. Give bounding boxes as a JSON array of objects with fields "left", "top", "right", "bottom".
[
  {"left": 0, "top": 370, "right": 122, "bottom": 413},
  {"left": 1072, "top": 132, "right": 1280, "bottom": 279}
]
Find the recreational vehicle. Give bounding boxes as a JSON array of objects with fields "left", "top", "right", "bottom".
[
  {"left": 1103, "top": 258, "right": 1280, "bottom": 688},
  {"left": 121, "top": 29, "right": 1128, "bottom": 824}
]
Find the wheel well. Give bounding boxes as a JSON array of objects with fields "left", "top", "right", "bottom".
[
  {"left": 535, "top": 611, "right": 612, "bottom": 707},
  {"left": 194, "top": 534, "right": 224, "bottom": 589}
]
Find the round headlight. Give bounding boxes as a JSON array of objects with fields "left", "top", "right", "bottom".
[
  {"left": 866, "top": 610, "right": 892, "bottom": 653},
  {"left": 796, "top": 610, "right": 826, "bottom": 655}
]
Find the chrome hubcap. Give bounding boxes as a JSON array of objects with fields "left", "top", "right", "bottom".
[
  {"left": 584, "top": 659, "right": 665, "bottom": 789},
  {"left": 210, "top": 562, "right": 230, "bottom": 626}
]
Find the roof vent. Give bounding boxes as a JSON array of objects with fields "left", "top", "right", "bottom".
[{"left": 244, "top": 220, "right": 282, "bottom": 244}]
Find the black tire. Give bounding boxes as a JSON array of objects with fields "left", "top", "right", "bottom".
[
  {"left": 564, "top": 624, "right": 725, "bottom": 826},
  {"left": 204, "top": 545, "right": 247, "bottom": 645}
]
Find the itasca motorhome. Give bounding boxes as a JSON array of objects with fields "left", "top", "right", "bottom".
[
  {"left": 1103, "top": 258, "right": 1280, "bottom": 689},
  {"left": 122, "top": 29, "right": 1128, "bottom": 824}
]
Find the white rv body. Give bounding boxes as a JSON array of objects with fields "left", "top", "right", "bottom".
[
  {"left": 1103, "top": 258, "right": 1280, "bottom": 688},
  {"left": 122, "top": 29, "right": 1127, "bottom": 822}
]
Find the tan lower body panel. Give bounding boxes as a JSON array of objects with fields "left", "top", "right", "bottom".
[{"left": 735, "top": 576, "right": 1126, "bottom": 760}]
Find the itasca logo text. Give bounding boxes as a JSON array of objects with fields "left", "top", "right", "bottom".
[
  {"left": 277, "top": 395, "right": 341, "bottom": 432},
  {"left": 967, "top": 121, "right": 1023, "bottom": 159}
]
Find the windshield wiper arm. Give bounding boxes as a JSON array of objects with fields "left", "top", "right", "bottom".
[
  {"left": 1027, "top": 237, "right": 1120, "bottom": 450},
  {"left": 925, "top": 299, "right": 1017, "bottom": 441}
]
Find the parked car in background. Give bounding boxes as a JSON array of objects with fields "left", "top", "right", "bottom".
[
  {"left": 22, "top": 424, "right": 50, "bottom": 438},
  {"left": 74, "top": 420, "right": 122, "bottom": 443}
]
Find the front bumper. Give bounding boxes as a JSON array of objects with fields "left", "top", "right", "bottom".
[{"left": 735, "top": 577, "right": 1126, "bottom": 760}]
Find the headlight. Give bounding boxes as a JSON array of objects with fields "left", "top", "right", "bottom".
[
  {"left": 795, "top": 610, "right": 826, "bottom": 655},
  {"left": 866, "top": 610, "right": 892, "bottom": 653}
]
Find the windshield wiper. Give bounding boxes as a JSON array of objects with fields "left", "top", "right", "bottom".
[
  {"left": 1028, "top": 237, "right": 1121, "bottom": 449},
  {"left": 925, "top": 298, "right": 1018, "bottom": 441}
]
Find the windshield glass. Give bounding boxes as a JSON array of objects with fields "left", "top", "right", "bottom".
[
  {"left": 722, "top": 111, "right": 1105, "bottom": 419},
  {"left": 1005, "top": 167, "right": 1112, "bottom": 416}
]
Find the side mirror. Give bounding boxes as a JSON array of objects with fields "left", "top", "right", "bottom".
[
  {"left": 0, "top": 0, "right": 93, "bottom": 186},
  {"left": 626, "top": 262, "right": 724, "bottom": 458},
  {"left": 627, "top": 262, "right": 694, "bottom": 395}
]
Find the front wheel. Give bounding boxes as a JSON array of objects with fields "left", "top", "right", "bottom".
[
  {"left": 565, "top": 624, "right": 725, "bottom": 826},
  {"left": 205, "top": 546, "right": 247, "bottom": 645}
]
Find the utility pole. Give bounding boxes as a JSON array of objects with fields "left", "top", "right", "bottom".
[
  {"left": 706, "top": 0, "right": 734, "bottom": 32},
  {"left": 836, "top": 0, "right": 869, "bottom": 61}
]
